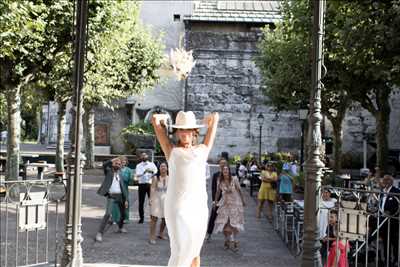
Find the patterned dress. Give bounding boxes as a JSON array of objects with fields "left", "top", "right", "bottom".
[{"left": 214, "top": 177, "right": 244, "bottom": 233}]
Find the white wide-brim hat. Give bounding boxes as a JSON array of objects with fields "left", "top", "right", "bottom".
[{"left": 171, "top": 111, "right": 204, "bottom": 129}]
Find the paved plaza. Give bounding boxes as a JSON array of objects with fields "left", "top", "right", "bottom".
[{"left": 80, "top": 168, "right": 299, "bottom": 267}]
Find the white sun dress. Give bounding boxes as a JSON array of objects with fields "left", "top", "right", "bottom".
[{"left": 165, "top": 145, "right": 209, "bottom": 267}]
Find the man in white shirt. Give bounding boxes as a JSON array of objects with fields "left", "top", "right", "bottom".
[
  {"left": 290, "top": 160, "right": 299, "bottom": 177},
  {"left": 135, "top": 152, "right": 158, "bottom": 223},
  {"left": 95, "top": 157, "right": 128, "bottom": 242},
  {"left": 238, "top": 162, "right": 248, "bottom": 181}
]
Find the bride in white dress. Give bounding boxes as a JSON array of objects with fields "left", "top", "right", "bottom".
[{"left": 152, "top": 111, "right": 219, "bottom": 267}]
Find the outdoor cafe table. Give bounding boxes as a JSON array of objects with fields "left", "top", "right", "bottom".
[{"left": 24, "top": 162, "right": 50, "bottom": 180}]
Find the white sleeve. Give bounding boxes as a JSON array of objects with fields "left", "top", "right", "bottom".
[
  {"left": 206, "top": 163, "right": 211, "bottom": 179},
  {"left": 135, "top": 163, "right": 145, "bottom": 176}
]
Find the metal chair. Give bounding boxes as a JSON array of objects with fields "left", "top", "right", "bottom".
[
  {"left": 273, "top": 202, "right": 282, "bottom": 231},
  {"left": 283, "top": 202, "right": 295, "bottom": 246},
  {"left": 293, "top": 202, "right": 304, "bottom": 255}
]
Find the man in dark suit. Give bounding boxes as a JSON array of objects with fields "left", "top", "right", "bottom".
[
  {"left": 380, "top": 175, "right": 400, "bottom": 266},
  {"left": 95, "top": 157, "right": 128, "bottom": 242},
  {"left": 206, "top": 157, "right": 227, "bottom": 241}
]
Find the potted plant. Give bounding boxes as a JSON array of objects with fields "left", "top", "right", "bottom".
[{"left": 120, "top": 121, "right": 156, "bottom": 152}]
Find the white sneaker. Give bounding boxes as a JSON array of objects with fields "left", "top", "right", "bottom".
[
  {"left": 118, "top": 227, "right": 128, "bottom": 233},
  {"left": 95, "top": 232, "right": 102, "bottom": 242}
]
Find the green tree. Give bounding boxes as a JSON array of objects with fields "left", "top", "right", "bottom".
[
  {"left": 46, "top": 48, "right": 74, "bottom": 172},
  {"left": 257, "top": 0, "right": 400, "bottom": 173},
  {"left": 0, "top": 1, "right": 48, "bottom": 179},
  {"left": 83, "top": 1, "right": 164, "bottom": 168},
  {"left": 257, "top": 0, "right": 351, "bottom": 174},
  {"left": 329, "top": 0, "right": 400, "bottom": 172},
  {"left": 1, "top": 1, "right": 76, "bottom": 177}
]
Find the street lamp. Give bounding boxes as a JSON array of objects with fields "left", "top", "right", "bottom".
[
  {"left": 62, "top": 1, "right": 88, "bottom": 266},
  {"left": 302, "top": 0, "right": 326, "bottom": 266},
  {"left": 298, "top": 109, "right": 308, "bottom": 172},
  {"left": 257, "top": 113, "right": 265, "bottom": 165}
]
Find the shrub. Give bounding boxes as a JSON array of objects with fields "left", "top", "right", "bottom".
[
  {"left": 243, "top": 152, "right": 254, "bottom": 163},
  {"left": 261, "top": 153, "right": 270, "bottom": 162},
  {"left": 120, "top": 121, "right": 160, "bottom": 154},
  {"left": 228, "top": 154, "right": 241, "bottom": 165},
  {"left": 293, "top": 171, "right": 304, "bottom": 192},
  {"left": 120, "top": 121, "right": 154, "bottom": 136}
]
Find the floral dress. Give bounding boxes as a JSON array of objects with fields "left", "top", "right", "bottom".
[{"left": 214, "top": 177, "right": 244, "bottom": 233}]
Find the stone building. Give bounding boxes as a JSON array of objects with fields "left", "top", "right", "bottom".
[
  {"left": 182, "top": 0, "right": 302, "bottom": 159},
  {"left": 182, "top": 0, "right": 400, "bottom": 161},
  {"left": 40, "top": 0, "right": 400, "bottom": 163}
]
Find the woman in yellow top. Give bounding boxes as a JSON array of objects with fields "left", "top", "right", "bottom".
[{"left": 256, "top": 163, "right": 278, "bottom": 222}]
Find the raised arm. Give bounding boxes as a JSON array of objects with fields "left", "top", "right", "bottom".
[
  {"left": 151, "top": 114, "right": 173, "bottom": 160},
  {"left": 203, "top": 112, "right": 219, "bottom": 150}
]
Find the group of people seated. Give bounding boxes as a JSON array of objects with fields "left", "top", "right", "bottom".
[{"left": 319, "top": 172, "right": 399, "bottom": 267}]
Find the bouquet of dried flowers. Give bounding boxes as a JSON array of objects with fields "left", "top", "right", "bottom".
[{"left": 168, "top": 47, "right": 196, "bottom": 80}]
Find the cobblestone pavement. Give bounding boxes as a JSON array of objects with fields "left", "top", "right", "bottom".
[{"left": 81, "top": 168, "right": 299, "bottom": 267}]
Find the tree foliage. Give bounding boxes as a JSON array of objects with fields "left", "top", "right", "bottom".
[
  {"left": 0, "top": 0, "right": 165, "bottom": 176},
  {"left": 328, "top": 0, "right": 400, "bottom": 171},
  {"left": 84, "top": 1, "right": 164, "bottom": 108},
  {"left": 256, "top": 0, "right": 352, "bottom": 173},
  {"left": 257, "top": 0, "right": 400, "bottom": 172}
]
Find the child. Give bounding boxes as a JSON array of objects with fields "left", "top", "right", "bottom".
[
  {"left": 324, "top": 211, "right": 350, "bottom": 267},
  {"left": 278, "top": 165, "right": 293, "bottom": 202}
]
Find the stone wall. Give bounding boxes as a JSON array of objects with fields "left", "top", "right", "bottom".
[
  {"left": 186, "top": 28, "right": 302, "bottom": 160},
  {"left": 136, "top": 0, "right": 192, "bottom": 111},
  {"left": 340, "top": 91, "right": 400, "bottom": 153},
  {"left": 93, "top": 103, "right": 129, "bottom": 154},
  {"left": 185, "top": 26, "right": 400, "bottom": 162}
]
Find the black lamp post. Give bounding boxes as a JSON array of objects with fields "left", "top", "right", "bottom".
[
  {"left": 62, "top": 1, "right": 88, "bottom": 266},
  {"left": 257, "top": 113, "right": 265, "bottom": 165},
  {"left": 302, "top": 0, "right": 326, "bottom": 266}
]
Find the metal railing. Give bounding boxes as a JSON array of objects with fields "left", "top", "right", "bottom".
[
  {"left": 0, "top": 179, "right": 66, "bottom": 267},
  {"left": 275, "top": 186, "right": 400, "bottom": 267}
]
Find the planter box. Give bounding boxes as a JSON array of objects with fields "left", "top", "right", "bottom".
[{"left": 125, "top": 134, "right": 156, "bottom": 149}]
